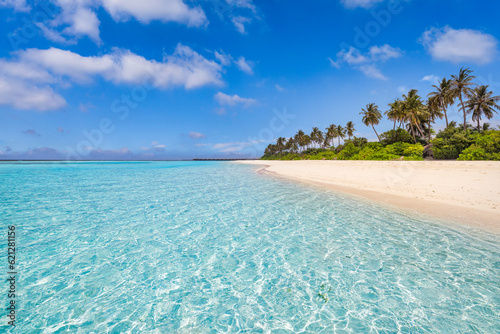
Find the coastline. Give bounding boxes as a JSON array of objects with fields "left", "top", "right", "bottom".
[{"left": 234, "top": 160, "right": 500, "bottom": 234}]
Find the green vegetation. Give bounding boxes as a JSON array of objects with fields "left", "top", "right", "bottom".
[{"left": 263, "top": 68, "right": 500, "bottom": 161}]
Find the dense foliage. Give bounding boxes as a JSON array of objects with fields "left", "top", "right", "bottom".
[
  {"left": 458, "top": 131, "right": 500, "bottom": 160},
  {"left": 262, "top": 131, "right": 426, "bottom": 161}
]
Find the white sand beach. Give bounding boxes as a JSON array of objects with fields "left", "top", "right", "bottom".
[{"left": 236, "top": 160, "right": 500, "bottom": 233}]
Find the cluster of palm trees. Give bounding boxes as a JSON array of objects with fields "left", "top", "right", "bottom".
[
  {"left": 265, "top": 68, "right": 499, "bottom": 156},
  {"left": 360, "top": 68, "right": 500, "bottom": 143},
  {"left": 265, "top": 122, "right": 356, "bottom": 155}
]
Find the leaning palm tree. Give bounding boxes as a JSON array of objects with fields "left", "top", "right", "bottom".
[
  {"left": 451, "top": 68, "right": 476, "bottom": 131},
  {"left": 360, "top": 103, "right": 382, "bottom": 142},
  {"left": 346, "top": 121, "right": 355, "bottom": 140},
  {"left": 466, "top": 85, "right": 500, "bottom": 132},
  {"left": 428, "top": 78, "right": 454, "bottom": 128},
  {"left": 336, "top": 124, "right": 346, "bottom": 146}
]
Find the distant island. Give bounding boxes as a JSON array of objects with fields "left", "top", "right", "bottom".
[{"left": 263, "top": 68, "right": 500, "bottom": 161}]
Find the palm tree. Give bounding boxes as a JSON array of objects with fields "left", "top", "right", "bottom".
[
  {"left": 276, "top": 137, "right": 286, "bottom": 153},
  {"left": 286, "top": 137, "right": 298, "bottom": 153},
  {"left": 402, "top": 89, "right": 428, "bottom": 143},
  {"left": 294, "top": 130, "right": 305, "bottom": 153},
  {"left": 310, "top": 127, "right": 323, "bottom": 148},
  {"left": 385, "top": 99, "right": 404, "bottom": 130},
  {"left": 303, "top": 135, "right": 312, "bottom": 150},
  {"left": 337, "top": 124, "right": 346, "bottom": 146},
  {"left": 360, "top": 103, "right": 382, "bottom": 142},
  {"left": 325, "top": 124, "right": 337, "bottom": 147},
  {"left": 466, "top": 85, "right": 500, "bottom": 132},
  {"left": 322, "top": 137, "right": 330, "bottom": 148},
  {"left": 346, "top": 121, "right": 355, "bottom": 140},
  {"left": 426, "top": 101, "right": 444, "bottom": 142},
  {"left": 317, "top": 130, "right": 325, "bottom": 148},
  {"left": 451, "top": 68, "right": 476, "bottom": 131},
  {"left": 428, "top": 78, "right": 454, "bottom": 128}
]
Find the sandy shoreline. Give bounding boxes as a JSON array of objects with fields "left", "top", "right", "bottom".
[{"left": 234, "top": 160, "right": 500, "bottom": 234}]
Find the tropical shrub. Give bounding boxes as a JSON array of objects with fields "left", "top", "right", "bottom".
[
  {"left": 457, "top": 145, "right": 487, "bottom": 160},
  {"left": 385, "top": 142, "right": 424, "bottom": 158},
  {"left": 458, "top": 131, "right": 500, "bottom": 160},
  {"left": 403, "top": 144, "right": 424, "bottom": 157},
  {"left": 380, "top": 129, "right": 414, "bottom": 145},
  {"left": 344, "top": 137, "right": 368, "bottom": 148},
  {"left": 336, "top": 143, "right": 361, "bottom": 160},
  {"left": 362, "top": 151, "right": 401, "bottom": 160},
  {"left": 316, "top": 151, "right": 337, "bottom": 160},
  {"left": 334, "top": 144, "right": 344, "bottom": 154},
  {"left": 352, "top": 142, "right": 381, "bottom": 159},
  {"left": 432, "top": 132, "right": 474, "bottom": 159}
]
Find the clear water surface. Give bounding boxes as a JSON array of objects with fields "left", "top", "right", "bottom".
[{"left": 0, "top": 161, "right": 499, "bottom": 333}]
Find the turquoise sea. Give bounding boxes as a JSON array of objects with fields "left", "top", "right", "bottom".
[{"left": 1, "top": 161, "right": 499, "bottom": 333}]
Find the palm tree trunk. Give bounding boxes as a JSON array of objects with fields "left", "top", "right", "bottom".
[
  {"left": 477, "top": 118, "right": 481, "bottom": 132},
  {"left": 459, "top": 93, "right": 467, "bottom": 131},
  {"left": 443, "top": 104, "right": 449, "bottom": 128},
  {"left": 371, "top": 124, "right": 381, "bottom": 142},
  {"left": 409, "top": 121, "right": 417, "bottom": 143},
  {"left": 416, "top": 122, "right": 426, "bottom": 139},
  {"left": 393, "top": 120, "right": 396, "bottom": 130}
]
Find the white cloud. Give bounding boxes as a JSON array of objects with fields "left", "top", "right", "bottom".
[
  {"left": 328, "top": 57, "right": 341, "bottom": 69},
  {"left": 340, "top": 0, "right": 384, "bottom": 9},
  {"left": 359, "top": 65, "right": 387, "bottom": 80},
  {"left": 232, "top": 16, "right": 251, "bottom": 34},
  {"left": 0, "top": 76, "right": 66, "bottom": 111},
  {"left": 0, "top": 44, "right": 225, "bottom": 111},
  {"left": 336, "top": 48, "right": 369, "bottom": 65},
  {"left": 397, "top": 85, "right": 408, "bottom": 94},
  {"left": 214, "top": 92, "right": 257, "bottom": 107},
  {"left": 101, "top": 0, "right": 207, "bottom": 26},
  {"left": 64, "top": 6, "right": 102, "bottom": 43},
  {"left": 0, "top": 60, "right": 54, "bottom": 83},
  {"left": 189, "top": 132, "right": 206, "bottom": 139},
  {"left": 421, "top": 27, "right": 498, "bottom": 64},
  {"left": 225, "top": 0, "right": 256, "bottom": 12},
  {"left": 153, "top": 144, "right": 166, "bottom": 152},
  {"left": 331, "top": 44, "right": 401, "bottom": 80},
  {"left": 275, "top": 84, "right": 287, "bottom": 92},
  {"left": 46, "top": 0, "right": 102, "bottom": 44},
  {"left": 0, "top": 0, "right": 29, "bottom": 12},
  {"left": 369, "top": 44, "right": 402, "bottom": 61},
  {"left": 212, "top": 139, "right": 264, "bottom": 153},
  {"left": 214, "top": 50, "right": 232, "bottom": 66},
  {"left": 235, "top": 56, "right": 254, "bottom": 75},
  {"left": 18, "top": 44, "right": 223, "bottom": 89},
  {"left": 31, "top": 0, "right": 208, "bottom": 44},
  {"left": 421, "top": 74, "right": 440, "bottom": 83}
]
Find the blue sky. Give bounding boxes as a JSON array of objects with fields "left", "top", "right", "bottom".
[{"left": 0, "top": 0, "right": 499, "bottom": 160}]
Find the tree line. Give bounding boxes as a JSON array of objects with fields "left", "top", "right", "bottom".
[{"left": 265, "top": 68, "right": 500, "bottom": 156}]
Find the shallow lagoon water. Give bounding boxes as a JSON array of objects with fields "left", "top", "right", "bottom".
[{"left": 1, "top": 161, "right": 499, "bottom": 333}]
